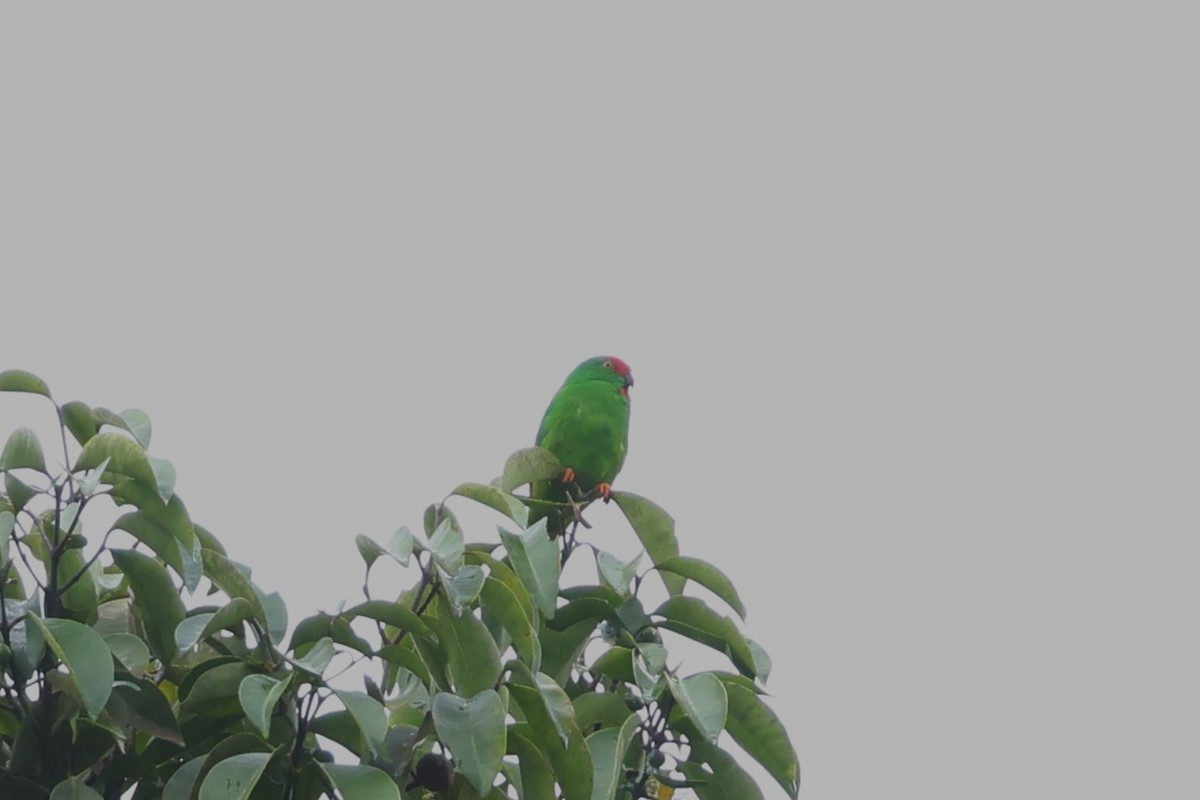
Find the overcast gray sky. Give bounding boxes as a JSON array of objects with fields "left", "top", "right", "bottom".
[{"left": 3, "top": 4, "right": 1197, "bottom": 798}]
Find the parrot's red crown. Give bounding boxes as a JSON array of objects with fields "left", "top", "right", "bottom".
[{"left": 606, "top": 357, "right": 632, "bottom": 378}]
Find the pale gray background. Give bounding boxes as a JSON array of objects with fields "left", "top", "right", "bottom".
[{"left": 3, "top": 4, "right": 1197, "bottom": 798}]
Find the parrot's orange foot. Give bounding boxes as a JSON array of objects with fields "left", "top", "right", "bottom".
[
  {"left": 597, "top": 483, "right": 613, "bottom": 502},
  {"left": 561, "top": 467, "right": 576, "bottom": 484}
]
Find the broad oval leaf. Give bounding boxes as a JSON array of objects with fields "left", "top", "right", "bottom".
[
  {"left": 317, "top": 763, "right": 402, "bottom": 800},
  {"left": 654, "top": 596, "right": 757, "bottom": 678},
  {"left": 239, "top": 674, "right": 289, "bottom": 738},
  {"left": 4, "top": 472, "right": 39, "bottom": 513},
  {"left": 432, "top": 690, "right": 506, "bottom": 795},
  {"left": 501, "top": 446, "right": 564, "bottom": 494},
  {"left": 337, "top": 690, "right": 387, "bottom": 758},
  {"left": 0, "top": 369, "right": 52, "bottom": 398},
  {"left": 200, "top": 550, "right": 268, "bottom": 630},
  {"left": 162, "top": 756, "right": 206, "bottom": 800},
  {"left": 683, "top": 741, "right": 769, "bottom": 800},
  {"left": 429, "top": 516, "right": 464, "bottom": 575},
  {"left": 49, "top": 777, "right": 103, "bottom": 800},
  {"left": 499, "top": 521, "right": 560, "bottom": 620},
  {"left": 507, "top": 674, "right": 593, "bottom": 800},
  {"left": 507, "top": 729, "right": 556, "bottom": 800},
  {"left": 290, "top": 636, "right": 337, "bottom": 676},
  {"left": 450, "top": 482, "right": 529, "bottom": 527},
  {"left": 480, "top": 577, "right": 540, "bottom": 671},
  {"left": 655, "top": 556, "right": 746, "bottom": 619},
  {"left": 107, "top": 678, "right": 184, "bottom": 745},
  {"left": 667, "top": 672, "right": 728, "bottom": 744},
  {"left": 0, "top": 428, "right": 48, "bottom": 473},
  {"left": 0, "top": 510, "right": 12, "bottom": 562},
  {"left": 723, "top": 682, "right": 800, "bottom": 798},
  {"left": 119, "top": 409, "right": 152, "bottom": 449},
  {"left": 75, "top": 433, "right": 157, "bottom": 489},
  {"left": 29, "top": 616, "right": 114, "bottom": 718},
  {"left": 587, "top": 713, "right": 641, "bottom": 800},
  {"left": 437, "top": 599, "right": 502, "bottom": 697},
  {"left": 61, "top": 401, "right": 99, "bottom": 446},
  {"left": 342, "top": 600, "right": 435, "bottom": 643},
  {"left": 111, "top": 549, "right": 185, "bottom": 664},
  {"left": 612, "top": 492, "right": 683, "bottom": 594},
  {"left": 355, "top": 534, "right": 385, "bottom": 568},
  {"left": 197, "top": 752, "right": 274, "bottom": 800},
  {"left": 148, "top": 456, "right": 175, "bottom": 504},
  {"left": 103, "top": 633, "right": 151, "bottom": 675},
  {"left": 442, "top": 564, "right": 486, "bottom": 612}
]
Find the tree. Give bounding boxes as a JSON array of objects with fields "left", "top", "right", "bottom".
[{"left": 0, "top": 369, "right": 799, "bottom": 800}]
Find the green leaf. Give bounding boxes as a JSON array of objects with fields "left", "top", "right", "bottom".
[
  {"left": 507, "top": 662, "right": 575, "bottom": 749},
  {"left": 29, "top": 616, "right": 114, "bottom": 718},
  {"left": 355, "top": 534, "right": 385, "bottom": 568},
  {"left": 723, "top": 682, "right": 800, "bottom": 798},
  {"left": 148, "top": 456, "right": 175, "bottom": 504},
  {"left": 75, "top": 433, "right": 157, "bottom": 488},
  {"left": 499, "top": 521, "right": 560, "bottom": 620},
  {"left": 337, "top": 690, "right": 387, "bottom": 758},
  {"left": 48, "top": 778, "right": 103, "bottom": 800},
  {"left": 654, "top": 596, "right": 757, "bottom": 677},
  {"left": 343, "top": 600, "right": 436, "bottom": 643},
  {"left": 451, "top": 482, "right": 530, "bottom": 527},
  {"left": 465, "top": 551, "right": 536, "bottom": 624},
  {"left": 197, "top": 752, "right": 274, "bottom": 800},
  {"left": 162, "top": 755, "right": 206, "bottom": 800},
  {"left": 539, "top": 617, "right": 597, "bottom": 689},
  {"left": 104, "top": 632, "right": 151, "bottom": 675},
  {"left": 683, "top": 741, "right": 768, "bottom": 800},
  {"left": 0, "top": 369, "right": 52, "bottom": 398},
  {"left": 501, "top": 447, "right": 563, "bottom": 493},
  {"left": 747, "top": 638, "right": 772, "bottom": 684},
  {"left": 261, "top": 590, "right": 287, "bottom": 645},
  {"left": 111, "top": 549, "right": 185, "bottom": 664},
  {"left": 388, "top": 526, "right": 414, "bottom": 566},
  {"left": 507, "top": 729, "right": 556, "bottom": 800},
  {"left": 432, "top": 690, "right": 506, "bottom": 795},
  {"left": 573, "top": 693, "right": 634, "bottom": 732},
  {"left": 596, "top": 550, "right": 642, "bottom": 596},
  {"left": 181, "top": 661, "right": 255, "bottom": 717},
  {"left": 200, "top": 550, "right": 268, "bottom": 629},
  {"left": 4, "top": 472, "right": 39, "bottom": 513},
  {"left": 61, "top": 401, "right": 99, "bottom": 446},
  {"left": 290, "top": 636, "right": 336, "bottom": 675},
  {"left": 430, "top": 515, "right": 464, "bottom": 575},
  {"left": 239, "top": 674, "right": 289, "bottom": 738},
  {"left": 437, "top": 600, "right": 502, "bottom": 697},
  {"left": 118, "top": 409, "right": 152, "bottom": 449},
  {"left": 667, "top": 672, "right": 728, "bottom": 744},
  {"left": 589, "top": 647, "right": 635, "bottom": 684},
  {"left": 655, "top": 556, "right": 746, "bottom": 619},
  {"left": 443, "top": 564, "right": 486, "bottom": 612},
  {"left": 587, "top": 712, "right": 640, "bottom": 800},
  {"left": 611, "top": 492, "right": 683, "bottom": 594},
  {"left": 106, "top": 677, "right": 184, "bottom": 745},
  {"left": 0, "top": 510, "right": 12, "bottom": 562},
  {"left": 507, "top": 669, "right": 592, "bottom": 800},
  {"left": 480, "top": 577, "right": 541, "bottom": 671},
  {"left": 1, "top": 428, "right": 48, "bottom": 473},
  {"left": 108, "top": 484, "right": 197, "bottom": 581},
  {"left": 316, "top": 763, "right": 401, "bottom": 800}
]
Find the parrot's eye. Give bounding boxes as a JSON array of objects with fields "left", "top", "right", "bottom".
[{"left": 603, "top": 360, "right": 613, "bottom": 369}]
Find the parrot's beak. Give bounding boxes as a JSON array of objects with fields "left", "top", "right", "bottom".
[{"left": 624, "top": 374, "right": 634, "bottom": 390}]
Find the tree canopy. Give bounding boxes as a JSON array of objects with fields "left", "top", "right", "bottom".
[{"left": 0, "top": 369, "right": 798, "bottom": 799}]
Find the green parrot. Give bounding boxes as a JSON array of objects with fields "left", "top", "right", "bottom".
[{"left": 530, "top": 356, "right": 634, "bottom": 537}]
